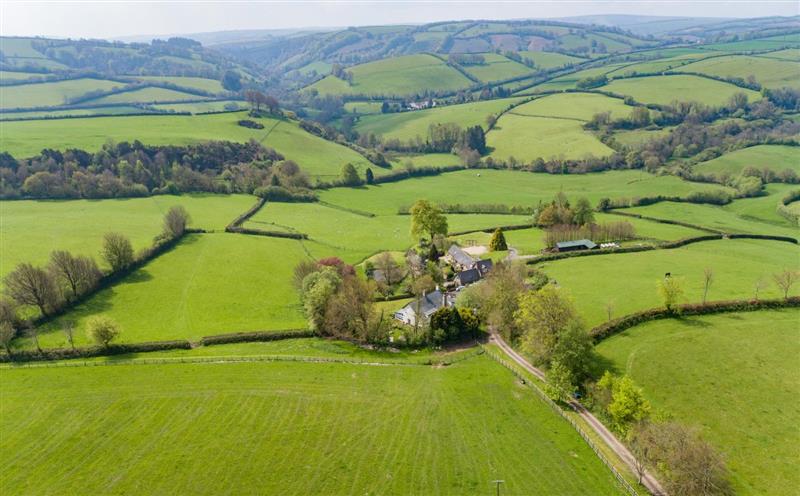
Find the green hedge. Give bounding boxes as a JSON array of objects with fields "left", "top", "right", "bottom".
[
  {"left": 200, "top": 329, "right": 314, "bottom": 346},
  {"left": 225, "top": 226, "right": 308, "bottom": 239},
  {"left": 590, "top": 297, "right": 800, "bottom": 342},
  {"left": 1, "top": 340, "right": 192, "bottom": 363}
]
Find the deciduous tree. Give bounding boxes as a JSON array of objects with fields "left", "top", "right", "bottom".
[
  {"left": 702, "top": 267, "right": 714, "bottom": 304},
  {"left": 517, "top": 284, "right": 578, "bottom": 365},
  {"left": 773, "top": 268, "right": 798, "bottom": 299},
  {"left": 101, "top": 233, "right": 134, "bottom": 272},
  {"left": 0, "top": 322, "right": 15, "bottom": 355},
  {"left": 86, "top": 316, "right": 121, "bottom": 347},
  {"left": 4, "top": 263, "right": 60, "bottom": 317},
  {"left": 658, "top": 276, "right": 684, "bottom": 312},
  {"left": 374, "top": 252, "right": 403, "bottom": 288},
  {"left": 163, "top": 205, "right": 192, "bottom": 239},
  {"left": 410, "top": 200, "right": 448, "bottom": 244},
  {"left": 48, "top": 250, "right": 101, "bottom": 301}
]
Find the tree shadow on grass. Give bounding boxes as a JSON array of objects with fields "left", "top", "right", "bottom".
[{"left": 674, "top": 316, "right": 713, "bottom": 328}]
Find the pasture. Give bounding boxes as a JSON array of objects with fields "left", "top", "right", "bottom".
[
  {"left": 0, "top": 194, "right": 255, "bottom": 278},
  {"left": 307, "top": 54, "right": 473, "bottom": 97},
  {"left": 0, "top": 355, "right": 625, "bottom": 495},
  {"left": 459, "top": 53, "right": 534, "bottom": 83},
  {"left": 509, "top": 92, "right": 633, "bottom": 121},
  {"left": 540, "top": 238, "right": 799, "bottom": 326},
  {"left": 596, "top": 309, "right": 800, "bottom": 495},
  {"left": 0, "top": 78, "right": 123, "bottom": 109},
  {"left": 675, "top": 55, "right": 800, "bottom": 89},
  {"left": 517, "top": 51, "right": 584, "bottom": 69},
  {"left": 602, "top": 74, "right": 761, "bottom": 106},
  {"left": 722, "top": 184, "right": 798, "bottom": 227},
  {"left": 0, "top": 112, "right": 373, "bottom": 179},
  {"left": 85, "top": 87, "right": 207, "bottom": 105},
  {"left": 244, "top": 201, "right": 532, "bottom": 263},
  {"left": 26, "top": 234, "right": 307, "bottom": 349},
  {"left": 693, "top": 145, "right": 800, "bottom": 177},
  {"left": 488, "top": 113, "right": 614, "bottom": 162},
  {"left": 134, "top": 76, "right": 225, "bottom": 93},
  {"left": 319, "top": 169, "right": 735, "bottom": 215},
  {"left": 353, "top": 97, "right": 525, "bottom": 140},
  {"left": 627, "top": 201, "right": 800, "bottom": 239}
]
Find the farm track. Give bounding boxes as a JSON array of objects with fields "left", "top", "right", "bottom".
[{"left": 489, "top": 331, "right": 666, "bottom": 496}]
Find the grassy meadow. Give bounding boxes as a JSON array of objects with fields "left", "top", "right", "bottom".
[
  {"left": 353, "top": 97, "right": 525, "bottom": 140},
  {"left": 0, "top": 194, "right": 255, "bottom": 278},
  {"left": 0, "top": 78, "right": 124, "bottom": 109},
  {"left": 86, "top": 87, "right": 207, "bottom": 105},
  {"left": 627, "top": 201, "right": 800, "bottom": 239},
  {"left": 320, "top": 169, "right": 735, "bottom": 215},
  {"left": 308, "top": 54, "right": 473, "bottom": 97},
  {"left": 596, "top": 310, "right": 800, "bottom": 495},
  {"left": 509, "top": 92, "right": 633, "bottom": 121},
  {"left": 694, "top": 145, "right": 800, "bottom": 177},
  {"left": 676, "top": 55, "right": 800, "bottom": 89},
  {"left": 0, "top": 355, "right": 625, "bottom": 495},
  {"left": 25, "top": 234, "right": 308, "bottom": 349},
  {"left": 134, "top": 76, "right": 225, "bottom": 93},
  {"left": 540, "top": 238, "right": 799, "bottom": 327},
  {"left": 488, "top": 113, "right": 614, "bottom": 161},
  {"left": 460, "top": 53, "right": 534, "bottom": 83},
  {"left": 602, "top": 74, "right": 761, "bottom": 106},
  {"left": 517, "top": 51, "right": 584, "bottom": 69}
]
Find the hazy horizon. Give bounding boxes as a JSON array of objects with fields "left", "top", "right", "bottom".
[{"left": 2, "top": 1, "right": 798, "bottom": 41}]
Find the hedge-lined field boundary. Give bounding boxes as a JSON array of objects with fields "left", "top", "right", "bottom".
[
  {"left": 605, "top": 210, "right": 723, "bottom": 234},
  {"left": 526, "top": 233, "right": 797, "bottom": 265},
  {"left": 590, "top": 296, "right": 800, "bottom": 342},
  {"left": 449, "top": 223, "right": 534, "bottom": 236},
  {"left": 1, "top": 329, "right": 314, "bottom": 363}
]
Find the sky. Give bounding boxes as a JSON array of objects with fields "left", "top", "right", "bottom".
[{"left": 1, "top": 1, "right": 798, "bottom": 40}]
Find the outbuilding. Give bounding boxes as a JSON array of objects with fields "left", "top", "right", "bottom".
[{"left": 555, "top": 239, "right": 598, "bottom": 252}]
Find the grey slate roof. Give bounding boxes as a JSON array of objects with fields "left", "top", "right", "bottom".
[
  {"left": 448, "top": 245, "right": 475, "bottom": 267},
  {"left": 475, "top": 259, "right": 493, "bottom": 275},
  {"left": 456, "top": 268, "right": 481, "bottom": 286},
  {"left": 556, "top": 239, "right": 597, "bottom": 250},
  {"left": 404, "top": 290, "right": 447, "bottom": 317}
]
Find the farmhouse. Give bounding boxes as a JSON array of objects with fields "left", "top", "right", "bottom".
[
  {"left": 456, "top": 268, "right": 481, "bottom": 286},
  {"left": 447, "top": 244, "right": 476, "bottom": 270},
  {"left": 555, "top": 239, "right": 598, "bottom": 252},
  {"left": 393, "top": 289, "right": 451, "bottom": 326}
]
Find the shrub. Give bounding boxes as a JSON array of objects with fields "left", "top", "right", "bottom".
[
  {"left": 253, "top": 186, "right": 317, "bottom": 202},
  {"left": 237, "top": 119, "right": 265, "bottom": 129},
  {"left": 86, "top": 316, "right": 121, "bottom": 347},
  {"left": 102, "top": 233, "right": 134, "bottom": 272},
  {"left": 489, "top": 229, "right": 508, "bottom": 251}
]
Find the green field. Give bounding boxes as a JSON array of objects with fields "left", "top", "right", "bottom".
[
  {"left": 24, "top": 234, "right": 308, "bottom": 349},
  {"left": 517, "top": 51, "right": 584, "bottom": 69},
  {"left": 134, "top": 76, "right": 225, "bottom": 93},
  {"left": 487, "top": 113, "right": 615, "bottom": 162},
  {"left": 459, "top": 53, "right": 534, "bottom": 83},
  {"left": 151, "top": 100, "right": 244, "bottom": 113},
  {"left": 0, "top": 78, "right": 124, "bottom": 109},
  {"left": 675, "top": 55, "right": 800, "bottom": 89},
  {"left": 722, "top": 184, "right": 799, "bottom": 227},
  {"left": 694, "top": 145, "right": 800, "bottom": 177},
  {"left": 603, "top": 74, "right": 761, "bottom": 106},
  {"left": 0, "top": 194, "right": 255, "bottom": 278},
  {"left": 319, "top": 169, "right": 735, "bottom": 215},
  {"left": 627, "top": 201, "right": 800, "bottom": 239},
  {"left": 388, "top": 153, "right": 462, "bottom": 168},
  {"left": 0, "top": 355, "right": 625, "bottom": 495},
  {"left": 762, "top": 48, "right": 800, "bottom": 61},
  {"left": 509, "top": 92, "right": 633, "bottom": 121},
  {"left": 605, "top": 53, "right": 712, "bottom": 77},
  {"left": 541, "top": 239, "right": 799, "bottom": 326},
  {"left": 596, "top": 310, "right": 800, "bottom": 495},
  {"left": 86, "top": 87, "right": 207, "bottom": 104},
  {"left": 612, "top": 127, "right": 672, "bottom": 148},
  {"left": 0, "top": 112, "right": 373, "bottom": 179},
  {"left": 353, "top": 97, "right": 525, "bottom": 140},
  {"left": 244, "top": 201, "right": 532, "bottom": 263},
  {"left": 0, "top": 70, "right": 42, "bottom": 81},
  {"left": 0, "top": 105, "right": 147, "bottom": 120},
  {"left": 307, "top": 54, "right": 473, "bottom": 97}
]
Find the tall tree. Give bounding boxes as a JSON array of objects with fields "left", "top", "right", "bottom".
[
  {"left": 86, "top": 316, "right": 121, "bottom": 347},
  {"left": 101, "top": 233, "right": 134, "bottom": 272},
  {"left": 0, "top": 322, "right": 15, "bottom": 355},
  {"left": 489, "top": 228, "right": 507, "bottom": 252},
  {"left": 4, "top": 263, "right": 60, "bottom": 317},
  {"left": 773, "top": 269, "right": 798, "bottom": 299},
  {"left": 48, "top": 250, "right": 101, "bottom": 301},
  {"left": 221, "top": 70, "right": 242, "bottom": 92},
  {"left": 374, "top": 252, "right": 403, "bottom": 288},
  {"left": 340, "top": 163, "right": 361, "bottom": 186},
  {"left": 658, "top": 276, "right": 684, "bottom": 312},
  {"left": 702, "top": 267, "right": 714, "bottom": 304},
  {"left": 163, "top": 205, "right": 192, "bottom": 239},
  {"left": 516, "top": 284, "right": 579, "bottom": 365},
  {"left": 572, "top": 197, "right": 595, "bottom": 226},
  {"left": 410, "top": 200, "right": 448, "bottom": 244}
]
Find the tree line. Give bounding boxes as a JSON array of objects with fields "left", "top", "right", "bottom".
[
  {"left": 0, "top": 140, "right": 318, "bottom": 199},
  {"left": 0, "top": 207, "right": 191, "bottom": 355}
]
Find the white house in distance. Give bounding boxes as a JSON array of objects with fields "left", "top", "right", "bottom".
[{"left": 393, "top": 289, "right": 452, "bottom": 327}]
